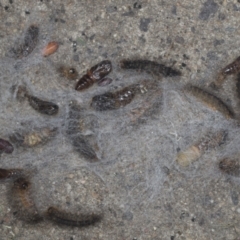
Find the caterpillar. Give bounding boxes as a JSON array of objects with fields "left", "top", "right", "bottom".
[
  {"left": 214, "top": 56, "right": 240, "bottom": 88},
  {"left": 46, "top": 206, "right": 102, "bottom": 227},
  {"left": 75, "top": 60, "right": 112, "bottom": 91},
  {"left": 9, "top": 177, "right": 42, "bottom": 222},
  {"left": 0, "top": 138, "right": 14, "bottom": 154},
  {"left": 91, "top": 83, "right": 147, "bottom": 111},
  {"left": 57, "top": 65, "right": 78, "bottom": 80},
  {"left": 16, "top": 85, "right": 59, "bottom": 115},
  {"left": 10, "top": 25, "right": 39, "bottom": 59},
  {"left": 9, "top": 127, "right": 57, "bottom": 148},
  {"left": 176, "top": 130, "right": 227, "bottom": 167},
  {"left": 219, "top": 158, "right": 240, "bottom": 177},
  {"left": 184, "top": 85, "right": 234, "bottom": 119},
  {"left": 120, "top": 59, "right": 181, "bottom": 77}
]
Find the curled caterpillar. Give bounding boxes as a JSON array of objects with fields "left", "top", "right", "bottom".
[
  {"left": 120, "top": 59, "right": 181, "bottom": 77},
  {"left": 16, "top": 85, "right": 59, "bottom": 115},
  {"left": 9, "top": 177, "right": 42, "bottom": 222},
  {"left": 176, "top": 130, "right": 227, "bottom": 167},
  {"left": 91, "top": 83, "right": 148, "bottom": 111},
  {"left": 46, "top": 206, "right": 102, "bottom": 227},
  {"left": 219, "top": 158, "right": 240, "bottom": 177},
  {"left": 0, "top": 138, "right": 14, "bottom": 154},
  {"left": 0, "top": 168, "right": 23, "bottom": 180},
  {"left": 57, "top": 65, "right": 78, "bottom": 80},
  {"left": 10, "top": 25, "right": 39, "bottom": 59},
  {"left": 184, "top": 85, "right": 234, "bottom": 119},
  {"left": 75, "top": 60, "right": 112, "bottom": 91},
  {"left": 9, "top": 127, "right": 57, "bottom": 148}
]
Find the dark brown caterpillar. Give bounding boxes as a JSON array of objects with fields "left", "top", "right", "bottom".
[
  {"left": 184, "top": 85, "right": 234, "bottom": 119},
  {"left": 58, "top": 65, "right": 78, "bottom": 80},
  {"left": 214, "top": 56, "right": 240, "bottom": 88},
  {"left": 0, "top": 168, "right": 23, "bottom": 180},
  {"left": 176, "top": 130, "right": 227, "bottom": 167},
  {"left": 9, "top": 127, "right": 57, "bottom": 148},
  {"left": 10, "top": 25, "right": 39, "bottom": 59},
  {"left": 75, "top": 60, "right": 112, "bottom": 91},
  {"left": 16, "top": 85, "right": 59, "bottom": 115},
  {"left": 219, "top": 158, "right": 240, "bottom": 177},
  {"left": 91, "top": 83, "right": 145, "bottom": 111},
  {"left": 9, "top": 177, "right": 42, "bottom": 222},
  {"left": 236, "top": 73, "right": 240, "bottom": 100},
  {"left": 46, "top": 206, "right": 102, "bottom": 227},
  {"left": 0, "top": 138, "right": 14, "bottom": 154},
  {"left": 120, "top": 59, "right": 181, "bottom": 77}
]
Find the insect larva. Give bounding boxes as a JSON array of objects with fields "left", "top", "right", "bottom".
[
  {"left": 57, "top": 65, "right": 78, "bottom": 80},
  {"left": 176, "top": 130, "right": 227, "bottom": 167},
  {"left": 27, "top": 95, "right": 59, "bottom": 115},
  {"left": 91, "top": 84, "right": 142, "bottom": 111},
  {"left": 42, "top": 41, "right": 59, "bottom": 57},
  {"left": 9, "top": 127, "right": 57, "bottom": 148},
  {"left": 184, "top": 85, "right": 234, "bottom": 119},
  {"left": 97, "top": 77, "right": 113, "bottom": 87},
  {"left": 0, "top": 168, "right": 23, "bottom": 180},
  {"left": 9, "top": 177, "right": 42, "bottom": 222},
  {"left": 75, "top": 60, "right": 112, "bottom": 91},
  {"left": 10, "top": 25, "right": 39, "bottom": 59},
  {"left": 219, "top": 158, "right": 240, "bottom": 177},
  {"left": 120, "top": 59, "right": 182, "bottom": 77},
  {"left": 71, "top": 135, "right": 99, "bottom": 162},
  {"left": 0, "top": 138, "right": 14, "bottom": 154},
  {"left": 214, "top": 56, "right": 240, "bottom": 88},
  {"left": 16, "top": 85, "right": 59, "bottom": 115},
  {"left": 46, "top": 206, "right": 102, "bottom": 227}
]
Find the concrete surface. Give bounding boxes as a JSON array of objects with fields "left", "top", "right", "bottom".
[{"left": 0, "top": 0, "right": 240, "bottom": 239}]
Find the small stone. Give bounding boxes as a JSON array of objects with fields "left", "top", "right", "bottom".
[
  {"left": 199, "top": 0, "right": 218, "bottom": 21},
  {"left": 139, "top": 18, "right": 151, "bottom": 32},
  {"left": 122, "top": 211, "right": 133, "bottom": 221},
  {"left": 73, "top": 54, "right": 79, "bottom": 62}
]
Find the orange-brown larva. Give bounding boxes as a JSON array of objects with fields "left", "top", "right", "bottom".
[
  {"left": 42, "top": 41, "right": 59, "bottom": 57},
  {"left": 176, "top": 130, "right": 227, "bottom": 167},
  {"left": 9, "top": 177, "right": 42, "bottom": 222}
]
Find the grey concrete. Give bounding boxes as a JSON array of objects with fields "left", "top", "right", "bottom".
[{"left": 0, "top": 0, "right": 240, "bottom": 239}]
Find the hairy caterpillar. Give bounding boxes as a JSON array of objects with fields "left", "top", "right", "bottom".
[
  {"left": 75, "top": 60, "right": 112, "bottom": 91},
  {"left": 57, "top": 65, "right": 78, "bottom": 80},
  {"left": 176, "top": 130, "right": 227, "bottom": 167},
  {"left": 214, "top": 56, "right": 240, "bottom": 88},
  {"left": 0, "top": 168, "right": 23, "bottom": 180},
  {"left": 120, "top": 59, "right": 181, "bottom": 77},
  {"left": 10, "top": 25, "right": 39, "bottom": 59},
  {"left": 9, "top": 127, "right": 57, "bottom": 148},
  {"left": 46, "top": 206, "right": 102, "bottom": 227},
  {"left": 91, "top": 83, "right": 148, "bottom": 111},
  {"left": 219, "top": 158, "right": 240, "bottom": 177},
  {"left": 184, "top": 85, "right": 234, "bottom": 119},
  {"left": 0, "top": 138, "right": 14, "bottom": 154},
  {"left": 9, "top": 177, "right": 42, "bottom": 222},
  {"left": 16, "top": 85, "right": 59, "bottom": 115}
]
